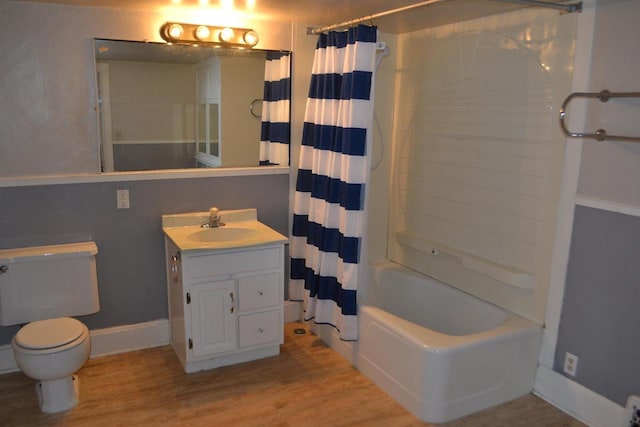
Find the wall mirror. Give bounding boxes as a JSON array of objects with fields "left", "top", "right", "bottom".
[{"left": 94, "top": 39, "right": 291, "bottom": 172}]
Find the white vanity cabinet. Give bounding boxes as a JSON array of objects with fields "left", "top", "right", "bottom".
[{"left": 165, "top": 238, "right": 284, "bottom": 373}]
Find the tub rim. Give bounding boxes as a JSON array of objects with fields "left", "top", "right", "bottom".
[{"left": 359, "top": 305, "right": 540, "bottom": 352}]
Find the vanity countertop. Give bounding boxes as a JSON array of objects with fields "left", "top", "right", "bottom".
[{"left": 162, "top": 208, "right": 288, "bottom": 252}]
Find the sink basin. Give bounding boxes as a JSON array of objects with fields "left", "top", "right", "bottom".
[
  {"left": 162, "top": 209, "right": 288, "bottom": 251},
  {"left": 187, "top": 227, "right": 262, "bottom": 242}
]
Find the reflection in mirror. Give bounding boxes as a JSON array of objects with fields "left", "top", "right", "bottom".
[{"left": 94, "top": 39, "right": 291, "bottom": 172}]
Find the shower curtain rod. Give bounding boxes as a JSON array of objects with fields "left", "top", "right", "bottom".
[{"left": 307, "top": 0, "right": 582, "bottom": 34}]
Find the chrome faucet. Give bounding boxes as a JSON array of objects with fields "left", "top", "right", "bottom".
[{"left": 203, "top": 206, "right": 225, "bottom": 228}]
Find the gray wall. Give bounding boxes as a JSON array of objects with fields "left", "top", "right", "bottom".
[
  {"left": 0, "top": 175, "right": 289, "bottom": 345},
  {"left": 555, "top": 207, "right": 640, "bottom": 405},
  {"left": 552, "top": 0, "right": 640, "bottom": 407}
]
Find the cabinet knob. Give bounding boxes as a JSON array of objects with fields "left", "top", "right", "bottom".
[
  {"left": 0, "top": 265, "right": 8, "bottom": 274},
  {"left": 258, "top": 290, "right": 264, "bottom": 296},
  {"left": 258, "top": 328, "right": 264, "bottom": 333}
]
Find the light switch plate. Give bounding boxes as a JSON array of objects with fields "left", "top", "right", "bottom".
[{"left": 116, "top": 189, "right": 130, "bottom": 209}]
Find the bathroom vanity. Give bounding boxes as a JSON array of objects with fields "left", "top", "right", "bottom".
[{"left": 162, "top": 209, "right": 287, "bottom": 373}]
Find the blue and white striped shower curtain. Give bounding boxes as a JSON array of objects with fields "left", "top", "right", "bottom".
[
  {"left": 259, "top": 51, "right": 291, "bottom": 166},
  {"left": 290, "top": 25, "right": 378, "bottom": 341}
]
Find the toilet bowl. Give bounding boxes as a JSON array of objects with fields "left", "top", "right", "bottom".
[{"left": 12, "top": 317, "right": 91, "bottom": 413}]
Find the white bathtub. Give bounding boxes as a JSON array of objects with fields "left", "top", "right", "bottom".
[
  {"left": 359, "top": 261, "right": 542, "bottom": 423},
  {"left": 313, "top": 261, "right": 542, "bottom": 423}
]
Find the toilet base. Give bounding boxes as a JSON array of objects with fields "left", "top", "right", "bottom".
[{"left": 36, "top": 375, "right": 79, "bottom": 413}]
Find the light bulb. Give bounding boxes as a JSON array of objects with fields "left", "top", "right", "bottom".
[
  {"left": 168, "top": 24, "right": 184, "bottom": 39},
  {"left": 219, "top": 27, "right": 235, "bottom": 43},
  {"left": 194, "top": 25, "right": 211, "bottom": 40},
  {"left": 243, "top": 30, "right": 259, "bottom": 46}
]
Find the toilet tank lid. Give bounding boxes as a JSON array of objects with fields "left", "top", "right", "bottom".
[
  {"left": 15, "top": 317, "right": 86, "bottom": 349},
  {"left": 0, "top": 242, "right": 98, "bottom": 264}
]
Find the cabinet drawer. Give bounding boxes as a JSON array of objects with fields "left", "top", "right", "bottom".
[
  {"left": 185, "top": 246, "right": 281, "bottom": 281},
  {"left": 238, "top": 310, "right": 281, "bottom": 348},
  {"left": 238, "top": 273, "right": 280, "bottom": 311}
]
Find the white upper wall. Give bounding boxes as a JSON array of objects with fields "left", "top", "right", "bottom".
[
  {"left": 576, "top": 0, "right": 640, "bottom": 207},
  {"left": 0, "top": 1, "right": 292, "bottom": 178}
]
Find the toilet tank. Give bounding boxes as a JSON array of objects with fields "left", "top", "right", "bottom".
[{"left": 0, "top": 242, "right": 100, "bottom": 326}]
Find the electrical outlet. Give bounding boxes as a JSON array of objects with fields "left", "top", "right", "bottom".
[
  {"left": 563, "top": 352, "right": 578, "bottom": 376},
  {"left": 624, "top": 395, "right": 640, "bottom": 427},
  {"left": 116, "top": 189, "right": 130, "bottom": 209}
]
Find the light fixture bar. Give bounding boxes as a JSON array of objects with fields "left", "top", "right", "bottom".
[{"left": 160, "top": 22, "right": 259, "bottom": 48}]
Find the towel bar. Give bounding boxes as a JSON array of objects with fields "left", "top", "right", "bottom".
[{"left": 560, "top": 90, "right": 640, "bottom": 143}]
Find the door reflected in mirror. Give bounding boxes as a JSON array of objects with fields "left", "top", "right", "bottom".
[{"left": 94, "top": 39, "right": 291, "bottom": 172}]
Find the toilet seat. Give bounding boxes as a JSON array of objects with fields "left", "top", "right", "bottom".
[{"left": 15, "top": 318, "right": 86, "bottom": 350}]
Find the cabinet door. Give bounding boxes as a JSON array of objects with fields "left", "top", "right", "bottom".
[{"left": 189, "top": 280, "right": 237, "bottom": 357}]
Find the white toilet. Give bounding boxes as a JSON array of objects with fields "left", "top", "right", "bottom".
[{"left": 0, "top": 242, "right": 100, "bottom": 413}]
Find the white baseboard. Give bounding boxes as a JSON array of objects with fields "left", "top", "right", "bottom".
[
  {"left": 0, "top": 305, "right": 301, "bottom": 375},
  {"left": 88, "top": 319, "right": 170, "bottom": 358},
  {"left": 534, "top": 365, "right": 625, "bottom": 427},
  {"left": 0, "top": 345, "right": 19, "bottom": 374},
  {"left": 284, "top": 300, "right": 301, "bottom": 323},
  {"left": 0, "top": 319, "right": 170, "bottom": 374}
]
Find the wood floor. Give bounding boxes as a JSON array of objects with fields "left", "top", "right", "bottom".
[{"left": 0, "top": 322, "right": 584, "bottom": 427}]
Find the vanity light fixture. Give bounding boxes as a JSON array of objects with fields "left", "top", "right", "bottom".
[{"left": 160, "top": 22, "right": 259, "bottom": 48}]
